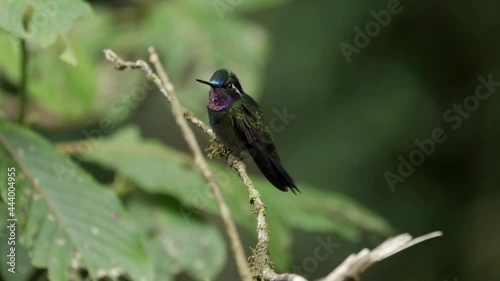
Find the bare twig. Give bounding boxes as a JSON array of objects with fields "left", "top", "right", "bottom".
[
  {"left": 103, "top": 48, "right": 443, "bottom": 281},
  {"left": 263, "top": 269, "right": 308, "bottom": 281},
  {"left": 320, "top": 231, "right": 443, "bottom": 281},
  {"left": 103, "top": 49, "right": 251, "bottom": 281}
]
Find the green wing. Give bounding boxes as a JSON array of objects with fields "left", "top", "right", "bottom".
[{"left": 229, "top": 94, "right": 298, "bottom": 193}]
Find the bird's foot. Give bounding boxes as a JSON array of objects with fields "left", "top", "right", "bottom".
[{"left": 206, "top": 138, "right": 231, "bottom": 159}]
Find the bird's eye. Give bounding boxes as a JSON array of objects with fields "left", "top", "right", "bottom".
[{"left": 227, "top": 83, "right": 234, "bottom": 89}]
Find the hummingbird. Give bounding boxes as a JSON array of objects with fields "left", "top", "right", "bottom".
[{"left": 196, "top": 69, "right": 299, "bottom": 194}]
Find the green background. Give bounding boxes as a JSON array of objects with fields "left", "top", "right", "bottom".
[{"left": 1, "top": 0, "right": 499, "bottom": 280}]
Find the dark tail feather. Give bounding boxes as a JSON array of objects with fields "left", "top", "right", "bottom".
[{"left": 250, "top": 149, "right": 299, "bottom": 194}]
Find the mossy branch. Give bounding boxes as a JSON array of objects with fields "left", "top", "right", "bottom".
[
  {"left": 103, "top": 48, "right": 442, "bottom": 281},
  {"left": 104, "top": 48, "right": 251, "bottom": 281}
]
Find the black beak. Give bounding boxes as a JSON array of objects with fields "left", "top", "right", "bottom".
[{"left": 196, "top": 79, "right": 214, "bottom": 87}]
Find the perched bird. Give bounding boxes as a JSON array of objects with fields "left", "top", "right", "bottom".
[{"left": 196, "top": 69, "right": 299, "bottom": 193}]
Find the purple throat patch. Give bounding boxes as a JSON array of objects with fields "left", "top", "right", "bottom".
[{"left": 208, "top": 88, "right": 232, "bottom": 111}]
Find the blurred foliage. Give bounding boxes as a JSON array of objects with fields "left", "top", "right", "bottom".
[
  {"left": 0, "top": 0, "right": 270, "bottom": 126},
  {"left": 0, "top": 0, "right": 393, "bottom": 280},
  {"left": 0, "top": 120, "right": 153, "bottom": 281},
  {"left": 1, "top": 0, "right": 499, "bottom": 280},
  {"left": 128, "top": 0, "right": 270, "bottom": 111},
  {"left": 0, "top": 0, "right": 92, "bottom": 63},
  {"left": 127, "top": 193, "right": 227, "bottom": 281},
  {"left": 79, "top": 126, "right": 392, "bottom": 269}
]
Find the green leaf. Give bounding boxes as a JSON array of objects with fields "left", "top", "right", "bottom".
[
  {"left": 257, "top": 175, "right": 394, "bottom": 240},
  {"left": 0, "top": 0, "right": 27, "bottom": 39},
  {"left": 0, "top": 0, "right": 92, "bottom": 65},
  {"left": 81, "top": 126, "right": 393, "bottom": 269},
  {"left": 0, "top": 120, "right": 153, "bottom": 281},
  {"left": 27, "top": 43, "right": 97, "bottom": 120},
  {"left": 0, "top": 35, "right": 97, "bottom": 122},
  {"left": 58, "top": 37, "right": 77, "bottom": 66},
  {"left": 0, "top": 34, "right": 21, "bottom": 81},
  {"left": 80, "top": 126, "right": 255, "bottom": 229},
  {"left": 65, "top": 10, "right": 146, "bottom": 124},
  {"left": 128, "top": 193, "right": 227, "bottom": 281},
  {"left": 127, "top": 1, "right": 269, "bottom": 116},
  {"left": 0, "top": 10, "right": 144, "bottom": 124},
  {"left": 208, "top": 0, "right": 293, "bottom": 12},
  {"left": 0, "top": 0, "right": 92, "bottom": 47}
]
